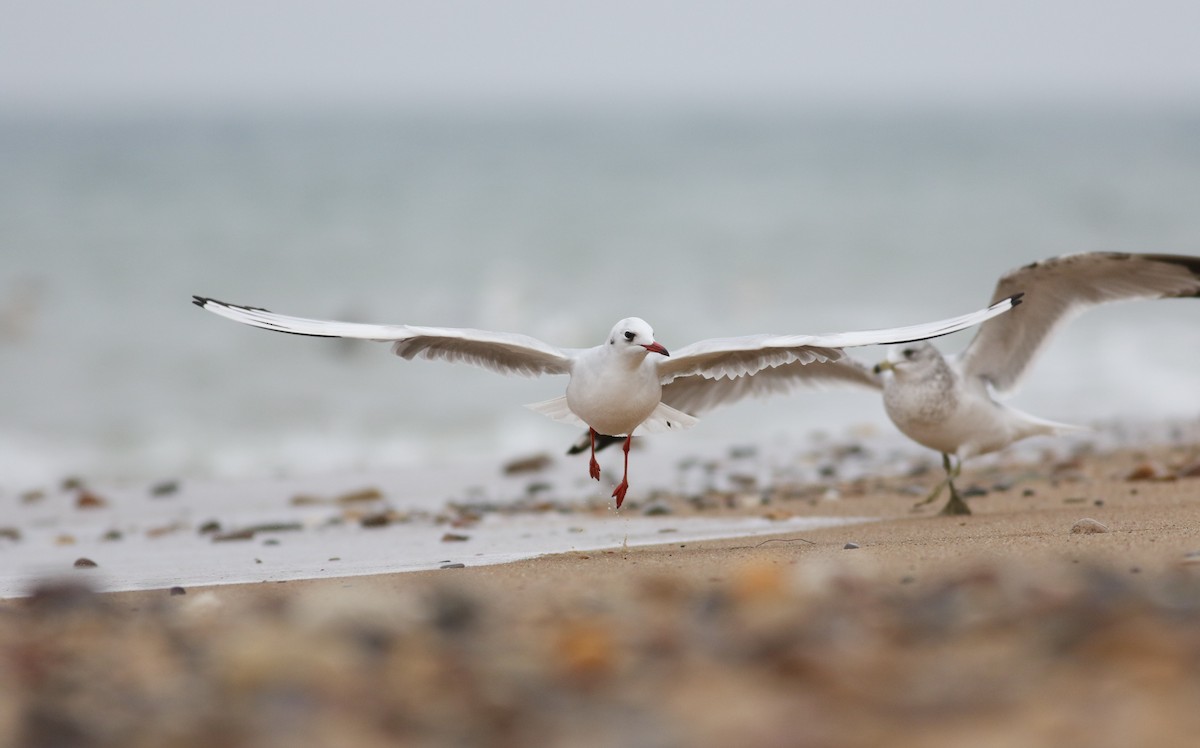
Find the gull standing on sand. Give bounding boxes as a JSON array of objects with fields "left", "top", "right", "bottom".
[
  {"left": 579, "top": 253, "right": 1199, "bottom": 515},
  {"left": 193, "top": 294, "right": 1019, "bottom": 507}
]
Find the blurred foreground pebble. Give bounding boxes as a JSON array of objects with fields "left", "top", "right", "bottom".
[{"left": 4, "top": 560, "right": 1200, "bottom": 748}]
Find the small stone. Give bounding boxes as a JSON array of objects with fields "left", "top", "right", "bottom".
[
  {"left": 61, "top": 476, "right": 85, "bottom": 491},
  {"left": 335, "top": 487, "right": 384, "bottom": 504},
  {"left": 1070, "top": 518, "right": 1110, "bottom": 534},
  {"left": 440, "top": 563, "right": 466, "bottom": 569},
  {"left": 360, "top": 513, "right": 391, "bottom": 528},
  {"left": 0, "top": 527, "right": 21, "bottom": 542},
  {"left": 1126, "top": 462, "right": 1166, "bottom": 481},
  {"left": 263, "top": 538, "right": 280, "bottom": 546},
  {"left": 441, "top": 532, "right": 470, "bottom": 543},
  {"left": 1177, "top": 460, "right": 1200, "bottom": 478},
  {"left": 1022, "top": 488, "right": 1036, "bottom": 497},
  {"left": 328, "top": 557, "right": 340, "bottom": 561},
  {"left": 20, "top": 489, "right": 45, "bottom": 504},
  {"left": 73, "top": 557, "right": 98, "bottom": 569},
  {"left": 212, "top": 529, "right": 256, "bottom": 542},
  {"left": 843, "top": 542, "right": 860, "bottom": 550},
  {"left": 75, "top": 490, "right": 108, "bottom": 509},
  {"left": 198, "top": 520, "right": 221, "bottom": 534},
  {"left": 503, "top": 453, "right": 552, "bottom": 475},
  {"left": 150, "top": 480, "right": 180, "bottom": 497},
  {"left": 169, "top": 586, "right": 187, "bottom": 595},
  {"left": 960, "top": 486, "right": 989, "bottom": 498},
  {"left": 101, "top": 529, "right": 122, "bottom": 541}
]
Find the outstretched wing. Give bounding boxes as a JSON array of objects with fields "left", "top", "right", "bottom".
[
  {"left": 658, "top": 357, "right": 882, "bottom": 415},
  {"left": 957, "top": 253, "right": 1200, "bottom": 394},
  {"left": 657, "top": 294, "right": 1020, "bottom": 384},
  {"left": 193, "top": 296, "right": 575, "bottom": 378}
]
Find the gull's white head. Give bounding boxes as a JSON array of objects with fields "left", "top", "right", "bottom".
[
  {"left": 608, "top": 317, "right": 670, "bottom": 357},
  {"left": 875, "top": 341, "right": 943, "bottom": 377}
]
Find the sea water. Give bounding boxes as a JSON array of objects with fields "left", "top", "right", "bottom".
[{"left": 2, "top": 104, "right": 1199, "bottom": 488}]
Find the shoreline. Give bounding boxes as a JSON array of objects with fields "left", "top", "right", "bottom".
[{"left": 3, "top": 440, "right": 1200, "bottom": 745}]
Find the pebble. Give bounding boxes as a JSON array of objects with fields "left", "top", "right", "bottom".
[
  {"left": 440, "top": 563, "right": 466, "bottom": 569},
  {"left": 20, "top": 489, "right": 45, "bottom": 504},
  {"left": 844, "top": 542, "right": 860, "bottom": 550},
  {"left": 335, "top": 487, "right": 384, "bottom": 504},
  {"left": 73, "top": 557, "right": 98, "bottom": 569},
  {"left": 1126, "top": 462, "right": 1168, "bottom": 482},
  {"left": 102, "top": 529, "right": 123, "bottom": 541},
  {"left": 75, "top": 490, "right": 108, "bottom": 509},
  {"left": 212, "top": 529, "right": 256, "bottom": 542},
  {"left": 441, "top": 533, "right": 471, "bottom": 543},
  {"left": 360, "top": 513, "right": 392, "bottom": 528},
  {"left": 1070, "top": 518, "right": 1110, "bottom": 534},
  {"left": 169, "top": 586, "right": 187, "bottom": 596},
  {"left": 150, "top": 480, "right": 180, "bottom": 497},
  {"left": 198, "top": 520, "right": 221, "bottom": 534},
  {"left": 0, "top": 527, "right": 21, "bottom": 542},
  {"left": 502, "top": 453, "right": 552, "bottom": 475}
]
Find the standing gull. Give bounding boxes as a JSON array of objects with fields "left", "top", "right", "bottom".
[
  {"left": 193, "top": 294, "right": 1018, "bottom": 507},
  {"left": 580, "top": 253, "right": 1200, "bottom": 514}
]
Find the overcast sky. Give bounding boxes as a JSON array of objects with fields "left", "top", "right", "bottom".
[{"left": 3, "top": 0, "right": 1200, "bottom": 109}]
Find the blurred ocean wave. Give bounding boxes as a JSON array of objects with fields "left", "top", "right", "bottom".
[{"left": 2, "top": 104, "right": 1198, "bottom": 487}]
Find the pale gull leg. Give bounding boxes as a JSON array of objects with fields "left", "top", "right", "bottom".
[{"left": 938, "top": 455, "right": 971, "bottom": 516}]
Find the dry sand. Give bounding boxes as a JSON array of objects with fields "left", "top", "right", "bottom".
[{"left": 4, "top": 442, "right": 1200, "bottom": 747}]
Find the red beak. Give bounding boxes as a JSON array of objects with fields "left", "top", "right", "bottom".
[{"left": 642, "top": 342, "right": 669, "bottom": 357}]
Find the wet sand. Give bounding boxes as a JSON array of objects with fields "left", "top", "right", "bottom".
[{"left": 4, "top": 442, "right": 1200, "bottom": 747}]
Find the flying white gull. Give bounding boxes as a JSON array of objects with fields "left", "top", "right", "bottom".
[
  {"left": 579, "top": 252, "right": 1200, "bottom": 514},
  {"left": 193, "top": 293, "right": 1020, "bottom": 507}
]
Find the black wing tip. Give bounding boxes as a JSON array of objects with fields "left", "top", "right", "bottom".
[
  {"left": 1008, "top": 292, "right": 1025, "bottom": 307},
  {"left": 192, "top": 295, "right": 273, "bottom": 313}
]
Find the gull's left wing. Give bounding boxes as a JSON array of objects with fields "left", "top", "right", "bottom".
[{"left": 657, "top": 294, "right": 1022, "bottom": 384}]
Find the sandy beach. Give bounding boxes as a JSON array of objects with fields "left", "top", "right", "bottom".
[{"left": 4, "top": 438, "right": 1200, "bottom": 747}]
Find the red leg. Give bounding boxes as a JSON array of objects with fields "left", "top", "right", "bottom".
[
  {"left": 612, "top": 435, "right": 632, "bottom": 508},
  {"left": 588, "top": 428, "right": 601, "bottom": 481}
]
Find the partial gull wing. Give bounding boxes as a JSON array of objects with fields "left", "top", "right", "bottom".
[
  {"left": 957, "top": 253, "right": 1200, "bottom": 394},
  {"left": 657, "top": 357, "right": 882, "bottom": 416},
  {"left": 658, "top": 294, "right": 1021, "bottom": 384},
  {"left": 193, "top": 296, "right": 575, "bottom": 378}
]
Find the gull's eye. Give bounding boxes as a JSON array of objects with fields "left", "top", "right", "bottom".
[
  {"left": 903, "top": 348, "right": 915, "bottom": 359},
  {"left": 624, "top": 331, "right": 636, "bottom": 341}
]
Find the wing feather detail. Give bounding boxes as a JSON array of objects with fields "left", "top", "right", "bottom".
[
  {"left": 193, "top": 296, "right": 573, "bottom": 378},
  {"left": 957, "top": 252, "right": 1200, "bottom": 393}
]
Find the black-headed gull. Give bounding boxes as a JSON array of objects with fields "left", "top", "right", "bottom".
[
  {"left": 193, "top": 294, "right": 1020, "bottom": 507},
  {"left": 578, "top": 253, "right": 1199, "bottom": 514}
]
